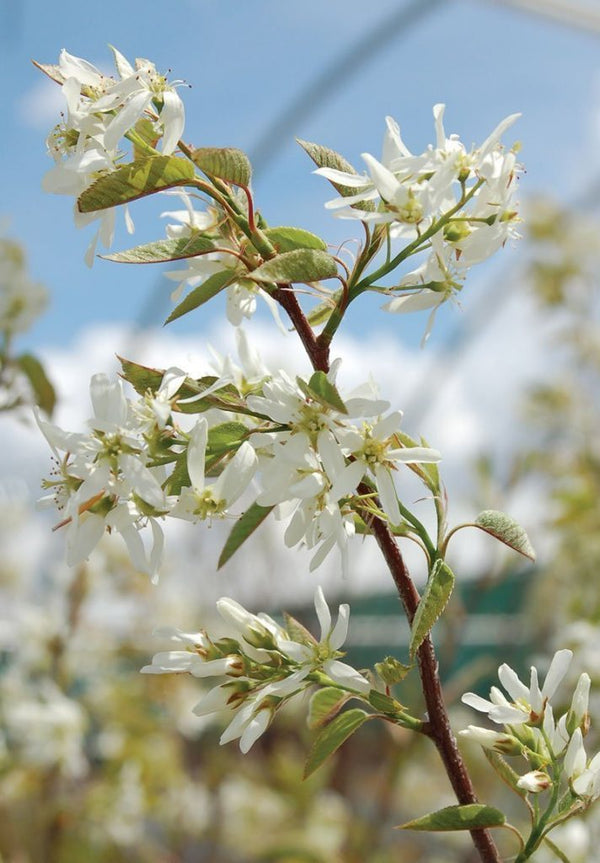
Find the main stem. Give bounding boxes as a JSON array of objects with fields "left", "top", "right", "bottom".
[{"left": 278, "top": 288, "right": 502, "bottom": 863}]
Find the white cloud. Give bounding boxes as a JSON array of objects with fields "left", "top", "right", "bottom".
[{"left": 19, "top": 78, "right": 65, "bottom": 130}]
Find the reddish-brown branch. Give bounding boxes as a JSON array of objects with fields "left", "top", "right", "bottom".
[
  {"left": 277, "top": 289, "right": 502, "bottom": 863},
  {"left": 272, "top": 286, "right": 330, "bottom": 372},
  {"left": 368, "top": 516, "right": 501, "bottom": 863}
]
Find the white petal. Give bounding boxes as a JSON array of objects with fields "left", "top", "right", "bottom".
[
  {"left": 328, "top": 604, "right": 349, "bottom": 651},
  {"left": 542, "top": 649, "right": 573, "bottom": 700},
  {"left": 362, "top": 153, "right": 400, "bottom": 202},
  {"left": 374, "top": 465, "right": 400, "bottom": 525},
  {"left": 314, "top": 586, "right": 332, "bottom": 641},
  {"left": 498, "top": 663, "right": 529, "bottom": 703},
  {"left": 212, "top": 442, "right": 257, "bottom": 506},
  {"left": 187, "top": 419, "right": 208, "bottom": 491},
  {"left": 65, "top": 514, "right": 105, "bottom": 564},
  {"left": 239, "top": 709, "right": 271, "bottom": 753},
  {"left": 383, "top": 290, "right": 443, "bottom": 314},
  {"left": 324, "top": 659, "right": 370, "bottom": 694},
  {"left": 104, "top": 90, "right": 153, "bottom": 152},
  {"left": 89, "top": 374, "right": 127, "bottom": 428},
  {"left": 159, "top": 90, "right": 185, "bottom": 154}
]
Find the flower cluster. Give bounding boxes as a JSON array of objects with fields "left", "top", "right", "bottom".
[
  {"left": 461, "top": 650, "right": 600, "bottom": 806},
  {"left": 40, "top": 48, "right": 185, "bottom": 264},
  {"left": 38, "top": 339, "right": 440, "bottom": 580},
  {"left": 142, "top": 586, "right": 370, "bottom": 752},
  {"left": 317, "top": 105, "right": 521, "bottom": 339}
]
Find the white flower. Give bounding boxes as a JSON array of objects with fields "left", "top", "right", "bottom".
[
  {"left": 37, "top": 374, "right": 167, "bottom": 579},
  {"left": 274, "top": 586, "right": 370, "bottom": 694},
  {"left": 333, "top": 413, "right": 440, "bottom": 525},
  {"left": 87, "top": 46, "right": 185, "bottom": 154},
  {"left": 461, "top": 650, "right": 573, "bottom": 726},
  {"left": 564, "top": 728, "right": 600, "bottom": 800},
  {"left": 172, "top": 418, "right": 257, "bottom": 522}
]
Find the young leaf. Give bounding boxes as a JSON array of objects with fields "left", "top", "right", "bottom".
[
  {"left": 164, "top": 454, "right": 191, "bottom": 496},
  {"left": 118, "top": 359, "right": 245, "bottom": 415},
  {"left": 374, "top": 657, "right": 412, "bottom": 687},
  {"left": 165, "top": 268, "right": 236, "bottom": 324},
  {"left": 304, "top": 709, "right": 371, "bottom": 778},
  {"left": 306, "top": 289, "right": 343, "bottom": 328},
  {"left": 192, "top": 147, "right": 252, "bottom": 187},
  {"left": 263, "top": 226, "right": 327, "bottom": 253},
  {"left": 368, "top": 690, "right": 405, "bottom": 715},
  {"left": 217, "top": 502, "right": 274, "bottom": 569},
  {"left": 283, "top": 612, "right": 317, "bottom": 647},
  {"left": 102, "top": 234, "right": 216, "bottom": 264},
  {"left": 207, "top": 422, "right": 249, "bottom": 457},
  {"left": 409, "top": 559, "right": 455, "bottom": 658},
  {"left": 297, "top": 138, "right": 375, "bottom": 212},
  {"left": 399, "top": 804, "right": 506, "bottom": 832},
  {"left": 32, "top": 59, "right": 65, "bottom": 85},
  {"left": 296, "top": 371, "right": 348, "bottom": 415},
  {"left": 308, "top": 688, "right": 352, "bottom": 729},
  {"left": 16, "top": 353, "right": 56, "bottom": 416},
  {"left": 474, "top": 510, "right": 536, "bottom": 561},
  {"left": 78, "top": 156, "right": 196, "bottom": 213},
  {"left": 249, "top": 249, "right": 338, "bottom": 284}
]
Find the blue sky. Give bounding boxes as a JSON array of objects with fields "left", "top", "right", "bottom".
[{"left": 1, "top": 0, "right": 599, "bottom": 353}]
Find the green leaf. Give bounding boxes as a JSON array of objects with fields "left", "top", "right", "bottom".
[
  {"left": 263, "top": 226, "right": 327, "bottom": 253},
  {"left": 308, "top": 688, "right": 352, "bottom": 729},
  {"left": 409, "top": 559, "right": 455, "bottom": 658},
  {"left": 165, "top": 268, "right": 236, "bottom": 324},
  {"left": 296, "top": 371, "right": 348, "bottom": 415},
  {"left": 78, "top": 156, "right": 196, "bottom": 213},
  {"left": 474, "top": 510, "right": 536, "bottom": 561},
  {"left": 373, "top": 657, "right": 412, "bottom": 687},
  {"left": 306, "top": 290, "right": 343, "bottom": 328},
  {"left": 164, "top": 455, "right": 191, "bottom": 496},
  {"left": 250, "top": 249, "right": 338, "bottom": 284},
  {"left": 119, "top": 358, "right": 199, "bottom": 403},
  {"left": 217, "top": 502, "right": 274, "bottom": 569},
  {"left": 296, "top": 138, "right": 375, "bottom": 211},
  {"left": 192, "top": 147, "right": 252, "bottom": 187},
  {"left": 399, "top": 804, "right": 506, "bottom": 832},
  {"left": 304, "top": 709, "right": 371, "bottom": 778},
  {"left": 131, "top": 117, "right": 160, "bottom": 160},
  {"left": 283, "top": 612, "right": 317, "bottom": 647},
  {"left": 16, "top": 353, "right": 56, "bottom": 416},
  {"left": 102, "top": 234, "right": 216, "bottom": 264},
  {"left": 207, "top": 422, "right": 249, "bottom": 457},
  {"left": 368, "top": 690, "right": 404, "bottom": 715},
  {"left": 118, "top": 358, "right": 246, "bottom": 416}
]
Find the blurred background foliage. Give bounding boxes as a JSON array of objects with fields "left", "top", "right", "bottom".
[{"left": 1, "top": 197, "right": 600, "bottom": 863}]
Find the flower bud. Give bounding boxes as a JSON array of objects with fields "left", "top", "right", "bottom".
[
  {"left": 517, "top": 770, "right": 552, "bottom": 794},
  {"left": 375, "top": 656, "right": 411, "bottom": 686},
  {"left": 216, "top": 597, "right": 277, "bottom": 649},
  {"left": 566, "top": 673, "right": 591, "bottom": 736},
  {"left": 459, "top": 725, "right": 522, "bottom": 756}
]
